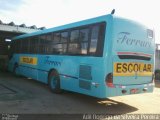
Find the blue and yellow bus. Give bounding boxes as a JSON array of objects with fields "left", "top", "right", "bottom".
[{"left": 8, "top": 13, "right": 155, "bottom": 98}]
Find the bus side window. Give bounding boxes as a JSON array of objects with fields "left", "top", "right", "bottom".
[
  {"left": 39, "top": 35, "right": 46, "bottom": 54},
  {"left": 61, "top": 32, "right": 68, "bottom": 43},
  {"left": 54, "top": 33, "right": 60, "bottom": 43},
  {"left": 89, "top": 23, "right": 106, "bottom": 57},
  {"left": 52, "top": 32, "right": 61, "bottom": 54},
  {"left": 60, "top": 32, "right": 68, "bottom": 54},
  {"left": 79, "top": 28, "right": 89, "bottom": 55},
  {"left": 45, "top": 33, "right": 53, "bottom": 54},
  {"left": 29, "top": 36, "right": 39, "bottom": 54},
  {"left": 89, "top": 25, "right": 99, "bottom": 55},
  {"left": 96, "top": 23, "right": 106, "bottom": 57},
  {"left": 68, "top": 29, "right": 80, "bottom": 55}
]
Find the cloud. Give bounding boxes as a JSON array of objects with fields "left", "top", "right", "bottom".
[
  {"left": 0, "top": 0, "right": 25, "bottom": 11},
  {"left": 0, "top": 0, "right": 159, "bottom": 43}
]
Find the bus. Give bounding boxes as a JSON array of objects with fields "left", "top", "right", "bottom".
[{"left": 8, "top": 13, "right": 155, "bottom": 98}]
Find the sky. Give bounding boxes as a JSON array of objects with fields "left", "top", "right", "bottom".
[{"left": 0, "top": 0, "right": 160, "bottom": 44}]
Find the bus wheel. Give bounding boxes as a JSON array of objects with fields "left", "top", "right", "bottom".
[
  {"left": 48, "top": 70, "right": 62, "bottom": 94},
  {"left": 13, "top": 64, "right": 18, "bottom": 75}
]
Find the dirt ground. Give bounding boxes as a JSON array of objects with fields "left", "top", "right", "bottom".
[{"left": 0, "top": 71, "right": 160, "bottom": 115}]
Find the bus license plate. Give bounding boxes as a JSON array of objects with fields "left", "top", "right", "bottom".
[{"left": 113, "top": 62, "right": 153, "bottom": 76}]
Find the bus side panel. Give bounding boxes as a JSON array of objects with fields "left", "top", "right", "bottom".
[
  {"left": 37, "top": 55, "right": 52, "bottom": 84},
  {"left": 18, "top": 54, "right": 38, "bottom": 80},
  {"left": 57, "top": 56, "right": 105, "bottom": 98},
  {"left": 36, "top": 55, "right": 106, "bottom": 98},
  {"left": 37, "top": 70, "right": 48, "bottom": 84}
]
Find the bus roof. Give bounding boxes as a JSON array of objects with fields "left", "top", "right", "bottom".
[{"left": 12, "top": 14, "right": 113, "bottom": 40}]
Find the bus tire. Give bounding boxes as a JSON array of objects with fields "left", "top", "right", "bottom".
[{"left": 48, "top": 70, "right": 62, "bottom": 94}]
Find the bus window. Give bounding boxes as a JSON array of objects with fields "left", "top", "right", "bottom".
[
  {"left": 70, "top": 30, "right": 79, "bottom": 42},
  {"left": 89, "top": 25, "right": 99, "bottom": 54},
  {"left": 96, "top": 23, "right": 106, "bottom": 57},
  {"left": 39, "top": 35, "right": 46, "bottom": 54},
  {"left": 79, "top": 28, "right": 89, "bottom": 54},
  {"left": 54, "top": 33, "right": 60, "bottom": 43},
  {"left": 68, "top": 29, "right": 80, "bottom": 55},
  {"left": 52, "top": 44, "right": 67, "bottom": 54},
  {"left": 29, "top": 36, "right": 39, "bottom": 54},
  {"left": 51, "top": 32, "right": 68, "bottom": 55},
  {"left": 61, "top": 32, "right": 68, "bottom": 43},
  {"left": 60, "top": 32, "right": 68, "bottom": 54},
  {"left": 45, "top": 33, "right": 53, "bottom": 54},
  {"left": 21, "top": 39, "right": 29, "bottom": 53},
  {"left": 68, "top": 43, "right": 79, "bottom": 55}
]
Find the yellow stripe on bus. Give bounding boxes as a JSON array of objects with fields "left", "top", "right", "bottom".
[
  {"left": 113, "top": 72, "right": 153, "bottom": 76},
  {"left": 20, "top": 56, "right": 37, "bottom": 65}
]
